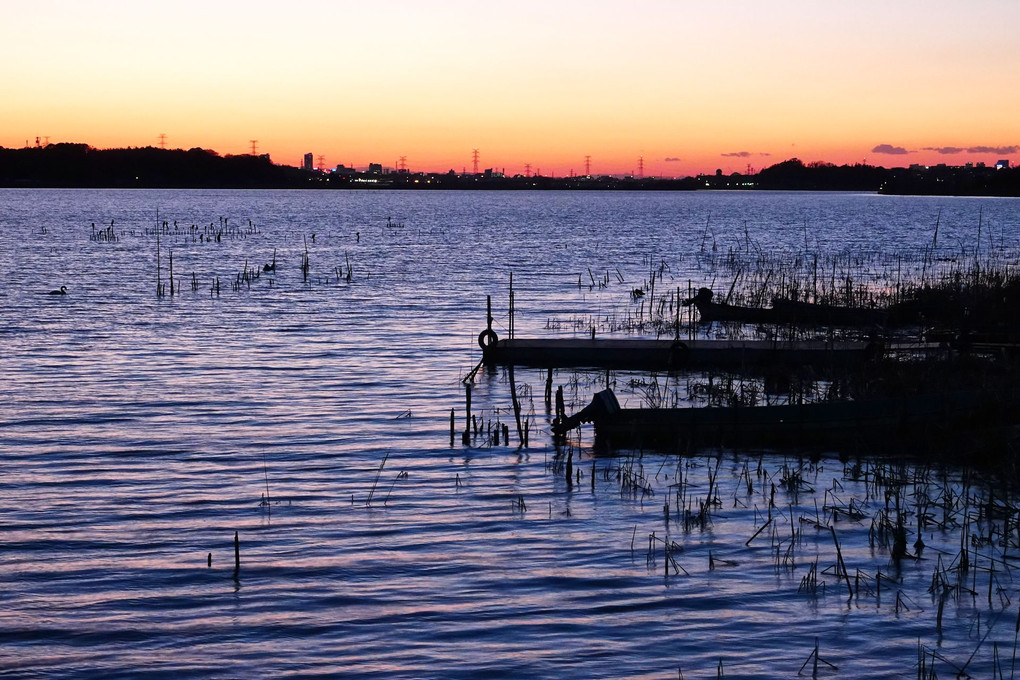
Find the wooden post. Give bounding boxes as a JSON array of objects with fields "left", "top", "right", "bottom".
[
  {"left": 449, "top": 408, "right": 455, "bottom": 447},
  {"left": 544, "top": 368, "right": 553, "bottom": 412},
  {"left": 233, "top": 530, "right": 240, "bottom": 576},
  {"left": 509, "top": 272, "right": 514, "bottom": 340},
  {"left": 675, "top": 286, "right": 680, "bottom": 340},
  {"left": 566, "top": 449, "right": 573, "bottom": 490},
  {"left": 509, "top": 365, "right": 524, "bottom": 447}
]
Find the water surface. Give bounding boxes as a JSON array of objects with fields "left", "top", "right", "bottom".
[{"left": 3, "top": 189, "right": 1020, "bottom": 678}]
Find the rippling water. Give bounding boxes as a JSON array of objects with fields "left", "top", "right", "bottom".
[{"left": 3, "top": 188, "right": 1020, "bottom": 678}]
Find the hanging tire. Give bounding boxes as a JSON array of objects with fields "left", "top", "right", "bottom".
[{"left": 478, "top": 329, "right": 499, "bottom": 349}]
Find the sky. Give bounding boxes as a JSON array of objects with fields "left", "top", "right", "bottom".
[{"left": 1, "top": 0, "right": 1018, "bottom": 176}]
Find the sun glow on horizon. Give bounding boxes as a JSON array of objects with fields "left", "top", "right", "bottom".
[{"left": 2, "top": 1, "right": 1018, "bottom": 176}]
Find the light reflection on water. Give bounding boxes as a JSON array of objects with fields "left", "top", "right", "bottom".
[{"left": 3, "top": 188, "right": 1020, "bottom": 677}]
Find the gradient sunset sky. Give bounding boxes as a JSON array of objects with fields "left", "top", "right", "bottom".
[{"left": 2, "top": 0, "right": 1017, "bottom": 176}]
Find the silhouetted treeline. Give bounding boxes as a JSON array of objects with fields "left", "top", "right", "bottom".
[
  {"left": 704, "top": 158, "right": 1019, "bottom": 195},
  {"left": 1, "top": 144, "right": 1017, "bottom": 195},
  {"left": 878, "top": 163, "right": 1020, "bottom": 197},
  {"left": 0, "top": 144, "right": 308, "bottom": 188},
  {"left": 753, "top": 159, "right": 888, "bottom": 191}
]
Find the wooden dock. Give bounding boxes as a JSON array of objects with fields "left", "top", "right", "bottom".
[
  {"left": 554, "top": 388, "right": 1020, "bottom": 453},
  {"left": 480, "top": 336, "right": 881, "bottom": 371}
]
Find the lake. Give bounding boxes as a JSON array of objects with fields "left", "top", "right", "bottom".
[{"left": 3, "top": 188, "right": 1020, "bottom": 678}]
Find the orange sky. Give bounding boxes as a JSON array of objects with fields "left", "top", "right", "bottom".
[{"left": 2, "top": 1, "right": 1018, "bottom": 176}]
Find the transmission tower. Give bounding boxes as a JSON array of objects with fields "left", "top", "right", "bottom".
[
  {"left": 584, "top": 155, "right": 591, "bottom": 176},
  {"left": 472, "top": 149, "right": 480, "bottom": 174},
  {"left": 398, "top": 156, "right": 407, "bottom": 172},
  {"left": 317, "top": 154, "right": 326, "bottom": 170},
  {"left": 637, "top": 156, "right": 644, "bottom": 178},
  {"left": 158, "top": 133, "right": 167, "bottom": 150},
  {"left": 524, "top": 163, "right": 531, "bottom": 177},
  {"left": 249, "top": 139, "right": 259, "bottom": 155}
]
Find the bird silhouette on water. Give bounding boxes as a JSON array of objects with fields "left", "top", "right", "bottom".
[{"left": 48, "top": 286, "right": 67, "bottom": 295}]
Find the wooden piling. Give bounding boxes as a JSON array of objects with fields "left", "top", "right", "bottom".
[
  {"left": 544, "top": 368, "right": 553, "bottom": 411},
  {"left": 509, "top": 365, "right": 524, "bottom": 447},
  {"left": 509, "top": 272, "right": 514, "bottom": 340},
  {"left": 233, "top": 531, "right": 240, "bottom": 576}
]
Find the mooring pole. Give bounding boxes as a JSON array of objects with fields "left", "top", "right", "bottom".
[
  {"left": 675, "top": 286, "right": 680, "bottom": 340},
  {"left": 464, "top": 384, "right": 472, "bottom": 445},
  {"left": 509, "top": 272, "right": 514, "bottom": 340},
  {"left": 544, "top": 368, "right": 553, "bottom": 412}
]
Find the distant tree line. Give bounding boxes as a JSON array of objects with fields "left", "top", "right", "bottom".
[
  {"left": 705, "top": 158, "right": 1020, "bottom": 196},
  {"left": 0, "top": 144, "right": 308, "bottom": 188},
  {"left": 0, "top": 144, "right": 1017, "bottom": 195}
]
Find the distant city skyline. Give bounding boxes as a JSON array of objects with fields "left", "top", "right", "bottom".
[{"left": 2, "top": 1, "right": 1017, "bottom": 176}]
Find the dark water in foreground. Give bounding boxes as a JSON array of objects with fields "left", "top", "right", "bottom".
[{"left": 3, "top": 189, "right": 1020, "bottom": 678}]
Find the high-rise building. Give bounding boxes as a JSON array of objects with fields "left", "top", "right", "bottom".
[{"left": 303, "top": 153, "right": 313, "bottom": 171}]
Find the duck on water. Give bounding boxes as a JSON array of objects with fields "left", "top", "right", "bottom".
[{"left": 48, "top": 286, "right": 67, "bottom": 295}]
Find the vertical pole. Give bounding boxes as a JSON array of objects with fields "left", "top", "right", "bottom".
[
  {"left": 675, "top": 286, "right": 680, "bottom": 340},
  {"left": 509, "top": 364, "right": 524, "bottom": 448},
  {"left": 544, "top": 368, "right": 553, "bottom": 412},
  {"left": 464, "top": 384, "right": 472, "bottom": 444},
  {"left": 509, "top": 272, "right": 514, "bottom": 340},
  {"left": 233, "top": 530, "right": 240, "bottom": 576},
  {"left": 688, "top": 280, "right": 693, "bottom": 340},
  {"left": 553, "top": 385, "right": 565, "bottom": 445}
]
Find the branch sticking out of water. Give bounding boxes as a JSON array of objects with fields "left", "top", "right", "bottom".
[{"left": 366, "top": 453, "right": 389, "bottom": 506}]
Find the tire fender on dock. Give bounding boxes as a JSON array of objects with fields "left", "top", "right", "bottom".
[{"left": 478, "top": 328, "right": 499, "bottom": 350}]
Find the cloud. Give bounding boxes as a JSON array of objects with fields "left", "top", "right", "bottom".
[
  {"left": 664, "top": 157, "right": 682, "bottom": 162},
  {"left": 966, "top": 145, "right": 1019, "bottom": 154},
  {"left": 920, "top": 144, "right": 1017, "bottom": 155},
  {"left": 872, "top": 144, "right": 909, "bottom": 155},
  {"left": 720, "top": 151, "right": 771, "bottom": 158}
]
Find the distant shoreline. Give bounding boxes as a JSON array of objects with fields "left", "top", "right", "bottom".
[{"left": 2, "top": 144, "right": 1017, "bottom": 197}]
